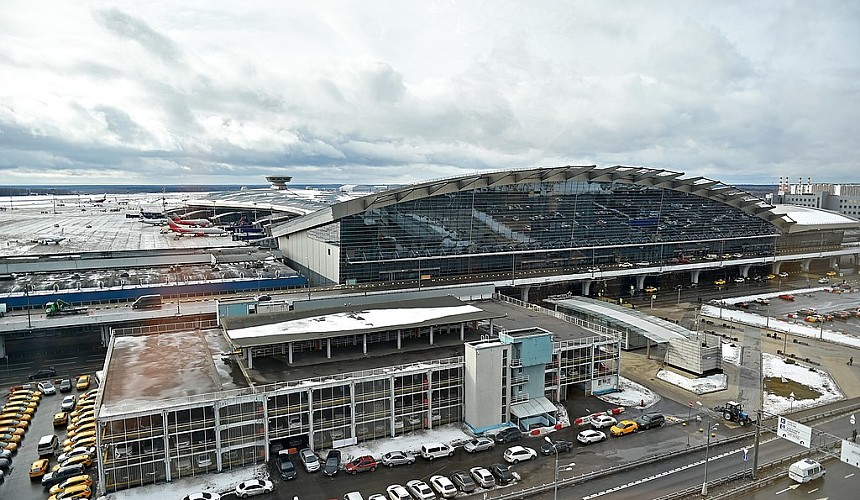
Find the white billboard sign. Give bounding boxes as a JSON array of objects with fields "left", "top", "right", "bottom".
[
  {"left": 777, "top": 416, "right": 812, "bottom": 448},
  {"left": 841, "top": 439, "right": 860, "bottom": 469}
]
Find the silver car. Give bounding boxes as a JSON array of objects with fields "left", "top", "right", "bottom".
[
  {"left": 381, "top": 450, "right": 415, "bottom": 467},
  {"left": 386, "top": 484, "right": 411, "bottom": 500},
  {"left": 406, "top": 480, "right": 435, "bottom": 500},
  {"left": 470, "top": 466, "right": 496, "bottom": 488},
  {"left": 298, "top": 448, "right": 320, "bottom": 472},
  {"left": 464, "top": 437, "right": 495, "bottom": 453}
]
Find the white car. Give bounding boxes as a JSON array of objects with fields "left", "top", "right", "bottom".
[
  {"left": 469, "top": 466, "right": 496, "bottom": 488},
  {"left": 61, "top": 395, "right": 76, "bottom": 411},
  {"left": 503, "top": 446, "right": 537, "bottom": 464},
  {"left": 734, "top": 277, "right": 745, "bottom": 283},
  {"left": 368, "top": 495, "right": 387, "bottom": 500},
  {"left": 386, "top": 484, "right": 411, "bottom": 500},
  {"left": 299, "top": 448, "right": 320, "bottom": 472},
  {"left": 57, "top": 446, "right": 96, "bottom": 463},
  {"left": 586, "top": 267, "right": 600, "bottom": 273},
  {"left": 196, "top": 453, "right": 213, "bottom": 467},
  {"left": 464, "top": 437, "right": 495, "bottom": 453},
  {"left": 234, "top": 479, "right": 273, "bottom": 498},
  {"left": 182, "top": 493, "right": 221, "bottom": 500},
  {"left": 591, "top": 414, "right": 617, "bottom": 429},
  {"left": 37, "top": 380, "right": 56, "bottom": 395},
  {"left": 429, "top": 474, "right": 458, "bottom": 498},
  {"left": 577, "top": 429, "right": 607, "bottom": 444},
  {"left": 778, "top": 272, "right": 789, "bottom": 278},
  {"left": 618, "top": 262, "right": 633, "bottom": 268},
  {"left": 406, "top": 480, "right": 435, "bottom": 500}
]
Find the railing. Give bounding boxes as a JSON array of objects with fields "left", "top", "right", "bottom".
[{"left": 511, "top": 392, "right": 529, "bottom": 403}]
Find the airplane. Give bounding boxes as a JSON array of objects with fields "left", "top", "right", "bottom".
[
  {"left": 166, "top": 220, "right": 227, "bottom": 237},
  {"left": 89, "top": 193, "right": 107, "bottom": 204},
  {"left": 171, "top": 216, "right": 212, "bottom": 227},
  {"left": 140, "top": 217, "right": 168, "bottom": 225},
  {"left": 32, "top": 235, "right": 66, "bottom": 245}
]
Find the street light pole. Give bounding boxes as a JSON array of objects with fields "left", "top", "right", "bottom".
[
  {"left": 702, "top": 412, "right": 712, "bottom": 496},
  {"left": 677, "top": 285, "right": 682, "bottom": 305},
  {"left": 544, "top": 436, "right": 559, "bottom": 500},
  {"left": 25, "top": 287, "right": 32, "bottom": 329}
]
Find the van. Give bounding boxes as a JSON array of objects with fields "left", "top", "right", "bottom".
[
  {"left": 788, "top": 458, "right": 825, "bottom": 483},
  {"left": 38, "top": 434, "right": 58, "bottom": 456},
  {"left": 132, "top": 294, "right": 162, "bottom": 310},
  {"left": 344, "top": 492, "right": 364, "bottom": 500},
  {"left": 420, "top": 442, "right": 454, "bottom": 460}
]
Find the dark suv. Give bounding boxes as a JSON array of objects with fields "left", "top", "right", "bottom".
[
  {"left": 323, "top": 449, "right": 341, "bottom": 477},
  {"left": 59, "top": 379, "right": 73, "bottom": 393},
  {"left": 635, "top": 413, "right": 666, "bottom": 430},
  {"left": 276, "top": 450, "right": 297, "bottom": 480},
  {"left": 29, "top": 367, "right": 57, "bottom": 381},
  {"left": 493, "top": 427, "right": 521, "bottom": 444},
  {"left": 489, "top": 463, "right": 517, "bottom": 485}
]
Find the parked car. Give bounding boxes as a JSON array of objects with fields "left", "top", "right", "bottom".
[
  {"left": 75, "top": 375, "right": 91, "bottom": 391},
  {"left": 53, "top": 412, "right": 68, "bottom": 427},
  {"left": 41, "top": 463, "right": 86, "bottom": 487},
  {"left": 49, "top": 475, "right": 93, "bottom": 496},
  {"left": 381, "top": 450, "right": 415, "bottom": 467},
  {"left": 37, "top": 380, "right": 57, "bottom": 395},
  {"left": 386, "top": 484, "right": 411, "bottom": 500},
  {"left": 493, "top": 427, "right": 521, "bottom": 443},
  {"left": 635, "top": 413, "right": 665, "bottom": 430},
  {"left": 57, "top": 447, "right": 96, "bottom": 464},
  {"left": 234, "top": 479, "right": 274, "bottom": 498},
  {"left": 503, "top": 445, "right": 537, "bottom": 464},
  {"left": 610, "top": 420, "right": 639, "bottom": 436},
  {"left": 429, "top": 474, "right": 458, "bottom": 498},
  {"left": 275, "top": 450, "right": 296, "bottom": 480},
  {"left": 29, "top": 367, "right": 57, "bottom": 380},
  {"left": 58, "top": 379, "right": 73, "bottom": 393},
  {"left": 470, "top": 466, "right": 496, "bottom": 488},
  {"left": 489, "top": 463, "right": 517, "bottom": 485},
  {"left": 299, "top": 448, "right": 320, "bottom": 472},
  {"left": 61, "top": 395, "right": 76, "bottom": 411},
  {"left": 406, "top": 479, "right": 435, "bottom": 500},
  {"left": 30, "top": 458, "right": 50, "bottom": 478},
  {"left": 54, "top": 454, "right": 93, "bottom": 470},
  {"left": 576, "top": 429, "right": 606, "bottom": 444},
  {"left": 345, "top": 455, "right": 378, "bottom": 474},
  {"left": 540, "top": 439, "right": 574, "bottom": 455},
  {"left": 420, "top": 442, "right": 454, "bottom": 460},
  {"left": 324, "top": 449, "right": 341, "bottom": 476},
  {"left": 448, "top": 470, "right": 477, "bottom": 493},
  {"left": 464, "top": 437, "right": 495, "bottom": 453},
  {"left": 591, "top": 414, "right": 617, "bottom": 429},
  {"left": 181, "top": 493, "right": 221, "bottom": 500}
]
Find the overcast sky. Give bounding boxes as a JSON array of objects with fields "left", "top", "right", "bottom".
[{"left": 1, "top": 1, "right": 858, "bottom": 186}]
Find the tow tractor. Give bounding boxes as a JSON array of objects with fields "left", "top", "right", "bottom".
[{"left": 713, "top": 401, "right": 754, "bottom": 426}]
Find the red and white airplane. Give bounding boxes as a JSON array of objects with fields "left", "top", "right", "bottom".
[
  {"left": 171, "top": 216, "right": 212, "bottom": 227},
  {"left": 167, "top": 220, "right": 227, "bottom": 237}
]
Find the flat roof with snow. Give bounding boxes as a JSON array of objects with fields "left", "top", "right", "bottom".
[
  {"left": 547, "top": 296, "right": 689, "bottom": 343},
  {"left": 221, "top": 296, "right": 500, "bottom": 348}
]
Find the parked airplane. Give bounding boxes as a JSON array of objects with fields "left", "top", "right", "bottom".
[
  {"left": 89, "top": 193, "right": 107, "bottom": 204},
  {"left": 32, "top": 235, "right": 66, "bottom": 245},
  {"left": 140, "top": 217, "right": 168, "bottom": 225},
  {"left": 171, "top": 216, "right": 212, "bottom": 227},
  {"left": 167, "top": 220, "right": 226, "bottom": 237}
]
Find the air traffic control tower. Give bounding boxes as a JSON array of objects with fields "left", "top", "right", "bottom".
[{"left": 265, "top": 175, "right": 293, "bottom": 190}]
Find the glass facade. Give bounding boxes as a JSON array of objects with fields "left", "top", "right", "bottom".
[{"left": 329, "top": 181, "right": 781, "bottom": 284}]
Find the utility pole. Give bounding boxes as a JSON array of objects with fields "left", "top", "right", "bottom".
[{"left": 752, "top": 409, "right": 761, "bottom": 479}]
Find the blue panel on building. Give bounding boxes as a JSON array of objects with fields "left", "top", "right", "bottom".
[{"left": 517, "top": 334, "right": 552, "bottom": 366}]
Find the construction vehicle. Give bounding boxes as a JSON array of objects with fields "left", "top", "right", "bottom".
[
  {"left": 44, "top": 300, "right": 88, "bottom": 317},
  {"left": 713, "top": 401, "right": 753, "bottom": 426}
]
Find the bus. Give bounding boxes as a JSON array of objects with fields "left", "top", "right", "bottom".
[{"left": 132, "top": 294, "right": 162, "bottom": 310}]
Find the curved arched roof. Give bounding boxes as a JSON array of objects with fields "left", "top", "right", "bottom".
[{"left": 271, "top": 165, "right": 857, "bottom": 237}]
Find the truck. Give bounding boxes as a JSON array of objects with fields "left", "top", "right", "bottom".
[{"left": 44, "top": 299, "right": 88, "bottom": 317}]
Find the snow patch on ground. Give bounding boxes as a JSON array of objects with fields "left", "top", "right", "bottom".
[
  {"left": 721, "top": 340, "right": 741, "bottom": 366},
  {"left": 105, "top": 463, "right": 267, "bottom": 500},
  {"left": 596, "top": 376, "right": 659, "bottom": 408},
  {"left": 336, "top": 423, "right": 474, "bottom": 463},
  {"left": 761, "top": 353, "right": 845, "bottom": 415},
  {"left": 656, "top": 370, "right": 728, "bottom": 394}
]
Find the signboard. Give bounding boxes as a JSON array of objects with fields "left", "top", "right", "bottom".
[
  {"left": 841, "top": 439, "right": 860, "bottom": 469},
  {"left": 777, "top": 416, "right": 812, "bottom": 448}
]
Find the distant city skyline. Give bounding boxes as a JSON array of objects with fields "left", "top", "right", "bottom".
[{"left": 1, "top": 1, "right": 858, "bottom": 186}]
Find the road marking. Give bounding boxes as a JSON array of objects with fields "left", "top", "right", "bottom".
[
  {"left": 845, "top": 473, "right": 855, "bottom": 478},
  {"left": 808, "top": 487, "right": 818, "bottom": 493},
  {"left": 776, "top": 484, "right": 800, "bottom": 494},
  {"left": 53, "top": 361, "right": 77, "bottom": 366}
]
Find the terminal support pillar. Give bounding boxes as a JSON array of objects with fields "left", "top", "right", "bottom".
[
  {"left": 100, "top": 325, "right": 111, "bottom": 347},
  {"left": 0, "top": 336, "right": 5, "bottom": 359},
  {"left": 740, "top": 264, "right": 752, "bottom": 278},
  {"left": 363, "top": 334, "right": 367, "bottom": 354},
  {"left": 520, "top": 285, "right": 531, "bottom": 303},
  {"left": 635, "top": 275, "right": 646, "bottom": 290},
  {"left": 460, "top": 323, "right": 465, "bottom": 341},
  {"left": 429, "top": 326, "right": 434, "bottom": 345},
  {"left": 288, "top": 342, "right": 293, "bottom": 364},
  {"left": 397, "top": 329, "right": 402, "bottom": 350},
  {"left": 245, "top": 347, "right": 253, "bottom": 369},
  {"left": 690, "top": 269, "right": 701, "bottom": 285},
  {"left": 801, "top": 258, "right": 811, "bottom": 272},
  {"left": 326, "top": 338, "right": 331, "bottom": 359},
  {"left": 582, "top": 280, "right": 592, "bottom": 296},
  {"left": 829, "top": 256, "right": 838, "bottom": 270},
  {"left": 772, "top": 261, "right": 783, "bottom": 274}
]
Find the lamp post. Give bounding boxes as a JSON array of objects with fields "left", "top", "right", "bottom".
[
  {"left": 697, "top": 403, "right": 719, "bottom": 496},
  {"left": 25, "top": 286, "right": 32, "bottom": 329},
  {"left": 676, "top": 285, "right": 682, "bottom": 305},
  {"left": 543, "top": 436, "right": 559, "bottom": 500},
  {"left": 650, "top": 294, "right": 655, "bottom": 310}
]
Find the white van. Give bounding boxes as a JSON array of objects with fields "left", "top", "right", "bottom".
[
  {"left": 788, "top": 458, "right": 825, "bottom": 483},
  {"left": 344, "top": 493, "right": 364, "bottom": 500},
  {"left": 37, "top": 434, "right": 59, "bottom": 456},
  {"left": 420, "top": 442, "right": 454, "bottom": 460}
]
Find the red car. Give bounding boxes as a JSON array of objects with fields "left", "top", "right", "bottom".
[
  {"left": 778, "top": 294, "right": 795, "bottom": 301},
  {"left": 344, "top": 455, "right": 378, "bottom": 474}
]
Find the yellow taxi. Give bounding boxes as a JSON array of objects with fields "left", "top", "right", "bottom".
[
  {"left": 70, "top": 407, "right": 93, "bottom": 420},
  {"left": 75, "top": 375, "right": 91, "bottom": 391},
  {"left": 3, "top": 404, "right": 37, "bottom": 414},
  {"left": 54, "top": 412, "right": 69, "bottom": 427},
  {"left": 47, "top": 483, "right": 92, "bottom": 500},
  {"left": 609, "top": 419, "right": 639, "bottom": 436},
  {"left": 0, "top": 418, "right": 29, "bottom": 429},
  {"left": 67, "top": 423, "right": 96, "bottom": 439},
  {"left": 714, "top": 278, "right": 727, "bottom": 286},
  {"left": 52, "top": 453, "right": 93, "bottom": 471},
  {"left": 29, "top": 458, "right": 50, "bottom": 478},
  {"left": 49, "top": 474, "right": 93, "bottom": 495},
  {"left": 63, "top": 429, "right": 96, "bottom": 449},
  {"left": 0, "top": 426, "right": 25, "bottom": 436},
  {"left": 0, "top": 433, "right": 22, "bottom": 443},
  {"left": 766, "top": 274, "right": 776, "bottom": 280},
  {"left": 644, "top": 286, "right": 658, "bottom": 293},
  {"left": 68, "top": 416, "right": 94, "bottom": 432},
  {"left": 62, "top": 436, "right": 96, "bottom": 454},
  {"left": 0, "top": 440, "right": 19, "bottom": 451},
  {"left": 6, "top": 396, "right": 39, "bottom": 406},
  {"left": 0, "top": 411, "right": 33, "bottom": 421},
  {"left": 826, "top": 270, "right": 837, "bottom": 277}
]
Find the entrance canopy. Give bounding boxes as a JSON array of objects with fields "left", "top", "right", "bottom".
[{"left": 510, "top": 396, "right": 557, "bottom": 419}]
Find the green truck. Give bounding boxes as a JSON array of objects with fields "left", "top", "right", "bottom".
[{"left": 44, "top": 299, "right": 88, "bottom": 317}]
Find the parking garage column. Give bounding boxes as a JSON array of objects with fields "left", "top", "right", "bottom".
[
  {"left": 582, "top": 280, "right": 592, "bottom": 296},
  {"left": 460, "top": 323, "right": 465, "bottom": 341},
  {"left": 363, "top": 333, "right": 367, "bottom": 354},
  {"left": 829, "top": 256, "right": 838, "bottom": 270},
  {"left": 397, "top": 329, "right": 402, "bottom": 349},
  {"left": 327, "top": 338, "right": 332, "bottom": 359},
  {"left": 740, "top": 264, "right": 752, "bottom": 278},
  {"left": 0, "top": 336, "right": 5, "bottom": 359},
  {"left": 429, "top": 326, "right": 434, "bottom": 345},
  {"left": 520, "top": 285, "right": 531, "bottom": 303},
  {"left": 772, "top": 261, "right": 783, "bottom": 274},
  {"left": 245, "top": 347, "right": 253, "bottom": 369},
  {"left": 801, "top": 258, "right": 812, "bottom": 272},
  {"left": 288, "top": 342, "right": 293, "bottom": 364},
  {"left": 690, "top": 269, "right": 701, "bottom": 285},
  {"left": 635, "top": 275, "right": 646, "bottom": 290},
  {"left": 100, "top": 325, "right": 111, "bottom": 346}
]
